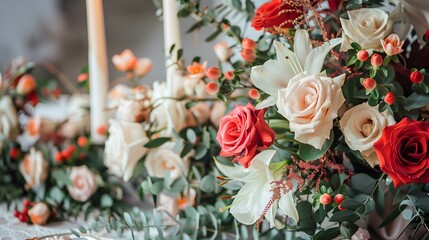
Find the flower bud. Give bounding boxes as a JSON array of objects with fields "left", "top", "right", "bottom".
[
  {"left": 410, "top": 71, "right": 424, "bottom": 84},
  {"left": 370, "top": 54, "right": 383, "bottom": 67},
  {"left": 363, "top": 78, "right": 377, "bottom": 91},
  {"left": 77, "top": 136, "right": 88, "bottom": 147},
  {"left": 205, "top": 82, "right": 220, "bottom": 95},
  {"left": 248, "top": 89, "right": 260, "bottom": 100},
  {"left": 77, "top": 73, "right": 88, "bottom": 83},
  {"left": 357, "top": 50, "right": 369, "bottom": 61},
  {"left": 320, "top": 193, "right": 332, "bottom": 205},
  {"left": 206, "top": 67, "right": 222, "bottom": 80},
  {"left": 213, "top": 41, "right": 232, "bottom": 62},
  {"left": 381, "top": 34, "right": 404, "bottom": 56},
  {"left": 54, "top": 152, "right": 63, "bottom": 163},
  {"left": 96, "top": 125, "right": 108, "bottom": 135},
  {"left": 242, "top": 38, "right": 257, "bottom": 50},
  {"left": 224, "top": 71, "right": 235, "bottom": 81},
  {"left": 9, "top": 147, "right": 20, "bottom": 159},
  {"left": 16, "top": 74, "right": 36, "bottom": 95},
  {"left": 241, "top": 49, "right": 256, "bottom": 62},
  {"left": 28, "top": 202, "right": 50, "bottom": 225},
  {"left": 384, "top": 92, "right": 396, "bottom": 105},
  {"left": 334, "top": 194, "right": 345, "bottom": 205},
  {"left": 112, "top": 49, "right": 138, "bottom": 72}
]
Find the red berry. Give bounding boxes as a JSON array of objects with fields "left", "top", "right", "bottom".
[
  {"left": 61, "top": 150, "right": 71, "bottom": 160},
  {"left": 96, "top": 125, "right": 108, "bottom": 135},
  {"left": 13, "top": 210, "right": 20, "bottom": 218},
  {"left": 206, "top": 67, "right": 222, "bottom": 80},
  {"left": 66, "top": 145, "right": 76, "bottom": 154},
  {"left": 240, "top": 49, "right": 256, "bottom": 62},
  {"left": 384, "top": 92, "right": 396, "bottom": 105},
  {"left": 338, "top": 204, "right": 346, "bottom": 211},
  {"left": 320, "top": 193, "right": 332, "bottom": 205},
  {"left": 248, "top": 89, "right": 260, "bottom": 100},
  {"left": 357, "top": 50, "right": 369, "bottom": 61},
  {"left": 224, "top": 71, "right": 235, "bottom": 81},
  {"left": 334, "top": 194, "right": 345, "bottom": 205},
  {"left": 19, "top": 214, "right": 28, "bottom": 223},
  {"left": 410, "top": 71, "right": 424, "bottom": 84},
  {"left": 205, "top": 82, "right": 220, "bottom": 95},
  {"left": 23, "top": 199, "right": 31, "bottom": 208},
  {"left": 363, "top": 78, "right": 377, "bottom": 91},
  {"left": 77, "top": 136, "right": 88, "bottom": 147},
  {"left": 54, "top": 152, "right": 63, "bottom": 163},
  {"left": 242, "top": 38, "right": 257, "bottom": 50},
  {"left": 371, "top": 54, "right": 383, "bottom": 67},
  {"left": 9, "top": 148, "right": 20, "bottom": 159}
]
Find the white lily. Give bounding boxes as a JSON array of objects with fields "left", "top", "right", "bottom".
[
  {"left": 215, "top": 150, "right": 299, "bottom": 228},
  {"left": 251, "top": 30, "right": 342, "bottom": 109},
  {"left": 391, "top": 0, "right": 429, "bottom": 47}
]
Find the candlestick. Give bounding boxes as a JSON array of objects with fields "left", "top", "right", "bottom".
[
  {"left": 162, "top": 0, "right": 182, "bottom": 96},
  {"left": 86, "top": 0, "right": 108, "bottom": 144}
]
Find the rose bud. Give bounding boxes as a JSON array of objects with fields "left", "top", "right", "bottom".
[
  {"left": 248, "top": 89, "right": 260, "bottom": 100},
  {"left": 242, "top": 38, "right": 257, "bottom": 50},
  {"left": 77, "top": 73, "right": 88, "bottom": 83},
  {"left": 410, "top": 71, "right": 424, "bottom": 84},
  {"left": 224, "top": 71, "right": 235, "bottom": 81},
  {"left": 16, "top": 74, "right": 36, "bottom": 95},
  {"left": 213, "top": 41, "right": 233, "bottom": 62},
  {"left": 370, "top": 54, "right": 383, "bottom": 67},
  {"left": 241, "top": 49, "right": 257, "bottom": 62},
  {"left": 112, "top": 49, "right": 138, "bottom": 72},
  {"left": 384, "top": 92, "right": 396, "bottom": 105},
  {"left": 357, "top": 50, "right": 369, "bottom": 61},
  {"left": 77, "top": 136, "right": 88, "bottom": 147},
  {"left": 205, "top": 82, "right": 220, "bottom": 95},
  {"left": 363, "top": 78, "right": 377, "bottom": 91},
  {"left": 320, "top": 193, "right": 332, "bottom": 205},
  {"left": 206, "top": 67, "right": 222, "bottom": 80},
  {"left": 334, "top": 194, "right": 345, "bottom": 205},
  {"left": 28, "top": 202, "right": 50, "bottom": 225},
  {"left": 381, "top": 34, "right": 404, "bottom": 56},
  {"left": 67, "top": 165, "right": 98, "bottom": 202},
  {"left": 134, "top": 58, "right": 153, "bottom": 77}
]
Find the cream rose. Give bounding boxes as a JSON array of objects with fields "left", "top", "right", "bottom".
[
  {"left": 339, "top": 102, "right": 395, "bottom": 167},
  {"left": 116, "top": 96, "right": 150, "bottom": 123},
  {"left": 67, "top": 165, "right": 97, "bottom": 202},
  {"left": 104, "top": 119, "right": 148, "bottom": 182},
  {"left": 145, "top": 142, "right": 190, "bottom": 182},
  {"left": 186, "top": 102, "right": 210, "bottom": 127},
  {"left": 277, "top": 73, "right": 346, "bottom": 149},
  {"left": 107, "top": 84, "right": 131, "bottom": 109},
  {"left": 340, "top": 8, "right": 393, "bottom": 51},
  {"left": 60, "top": 94, "right": 90, "bottom": 138},
  {"left": 19, "top": 148, "right": 48, "bottom": 189},
  {"left": 28, "top": 202, "right": 50, "bottom": 225},
  {"left": 0, "top": 96, "right": 19, "bottom": 149},
  {"left": 210, "top": 101, "right": 227, "bottom": 128}
]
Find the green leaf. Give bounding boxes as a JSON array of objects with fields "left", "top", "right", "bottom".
[
  {"left": 351, "top": 42, "right": 361, "bottom": 51},
  {"left": 231, "top": 0, "right": 242, "bottom": 9},
  {"left": 186, "top": 129, "right": 197, "bottom": 144},
  {"left": 330, "top": 210, "right": 359, "bottom": 222},
  {"left": 52, "top": 169, "right": 72, "bottom": 187},
  {"left": 78, "top": 225, "right": 87, "bottom": 234},
  {"left": 194, "top": 143, "right": 207, "bottom": 160},
  {"left": 177, "top": 8, "right": 191, "bottom": 17},
  {"left": 200, "top": 175, "right": 216, "bottom": 193},
  {"left": 347, "top": 56, "right": 358, "bottom": 66},
  {"left": 153, "top": 209, "right": 165, "bottom": 240},
  {"left": 124, "top": 212, "right": 134, "bottom": 227},
  {"left": 100, "top": 194, "right": 113, "bottom": 208},
  {"left": 370, "top": 68, "right": 377, "bottom": 78},
  {"left": 403, "top": 93, "right": 429, "bottom": 111},
  {"left": 150, "top": 181, "right": 164, "bottom": 195},
  {"left": 374, "top": 183, "right": 385, "bottom": 216},
  {"left": 144, "top": 137, "right": 171, "bottom": 148},
  {"left": 205, "top": 29, "right": 223, "bottom": 42},
  {"left": 202, "top": 127, "right": 210, "bottom": 148},
  {"left": 177, "top": 49, "right": 183, "bottom": 61},
  {"left": 70, "top": 228, "right": 80, "bottom": 237},
  {"left": 49, "top": 187, "right": 65, "bottom": 203},
  {"left": 169, "top": 44, "right": 176, "bottom": 54},
  {"left": 298, "top": 131, "right": 334, "bottom": 161},
  {"left": 180, "top": 142, "right": 193, "bottom": 158},
  {"left": 170, "top": 176, "right": 187, "bottom": 193},
  {"left": 314, "top": 227, "right": 340, "bottom": 240},
  {"left": 349, "top": 174, "right": 376, "bottom": 195}
]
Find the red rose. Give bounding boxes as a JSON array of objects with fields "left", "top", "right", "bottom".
[
  {"left": 216, "top": 103, "right": 275, "bottom": 168},
  {"left": 374, "top": 118, "right": 429, "bottom": 187},
  {"left": 251, "top": 0, "right": 301, "bottom": 34}
]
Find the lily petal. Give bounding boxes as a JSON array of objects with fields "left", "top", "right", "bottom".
[
  {"left": 304, "top": 38, "right": 342, "bottom": 75},
  {"left": 293, "top": 30, "right": 313, "bottom": 68},
  {"left": 255, "top": 95, "right": 278, "bottom": 110},
  {"left": 279, "top": 190, "right": 299, "bottom": 223}
]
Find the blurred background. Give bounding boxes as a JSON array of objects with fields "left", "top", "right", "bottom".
[{"left": 0, "top": 0, "right": 223, "bottom": 85}]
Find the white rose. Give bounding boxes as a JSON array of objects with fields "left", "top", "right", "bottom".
[
  {"left": 145, "top": 142, "right": 190, "bottom": 182},
  {"left": 340, "top": 8, "right": 393, "bottom": 51},
  {"left": 104, "top": 119, "right": 148, "bottom": 182},
  {"left": 0, "top": 96, "right": 19, "bottom": 148},
  {"left": 339, "top": 102, "right": 395, "bottom": 167},
  {"left": 277, "top": 73, "right": 346, "bottom": 149},
  {"left": 67, "top": 165, "right": 97, "bottom": 202},
  {"left": 19, "top": 148, "right": 48, "bottom": 189},
  {"left": 150, "top": 81, "right": 187, "bottom": 136},
  {"left": 183, "top": 75, "right": 207, "bottom": 99},
  {"left": 210, "top": 101, "right": 227, "bottom": 128},
  {"left": 116, "top": 97, "right": 149, "bottom": 123}
]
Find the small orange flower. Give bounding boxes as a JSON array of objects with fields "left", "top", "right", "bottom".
[
  {"left": 112, "top": 49, "right": 138, "bottom": 72},
  {"left": 381, "top": 34, "right": 404, "bottom": 56},
  {"left": 187, "top": 61, "right": 207, "bottom": 75}
]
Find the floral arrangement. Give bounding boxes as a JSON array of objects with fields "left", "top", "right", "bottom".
[{"left": 1, "top": 0, "right": 429, "bottom": 239}]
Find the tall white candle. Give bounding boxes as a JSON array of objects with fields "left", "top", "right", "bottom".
[
  {"left": 86, "top": 0, "right": 108, "bottom": 144},
  {"left": 162, "top": 0, "right": 182, "bottom": 96}
]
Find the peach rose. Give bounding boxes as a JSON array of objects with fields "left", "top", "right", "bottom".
[
  {"left": 112, "top": 49, "right": 138, "bottom": 72},
  {"left": 19, "top": 148, "right": 48, "bottom": 189},
  {"left": 67, "top": 165, "right": 97, "bottom": 202},
  {"left": 381, "top": 34, "right": 404, "bottom": 56},
  {"left": 134, "top": 58, "right": 153, "bottom": 77},
  {"left": 28, "top": 202, "right": 50, "bottom": 225}
]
